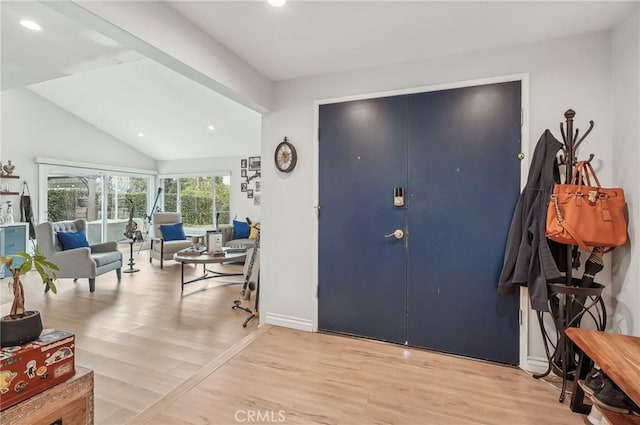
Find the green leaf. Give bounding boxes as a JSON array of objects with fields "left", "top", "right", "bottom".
[
  {"left": 19, "top": 258, "right": 32, "bottom": 275},
  {"left": 40, "top": 260, "right": 60, "bottom": 271},
  {"left": 46, "top": 279, "right": 57, "bottom": 294},
  {"left": 9, "top": 245, "right": 60, "bottom": 296},
  {"left": 34, "top": 262, "right": 47, "bottom": 280}
]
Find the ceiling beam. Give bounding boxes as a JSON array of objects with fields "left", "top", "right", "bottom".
[{"left": 42, "top": 0, "right": 274, "bottom": 114}]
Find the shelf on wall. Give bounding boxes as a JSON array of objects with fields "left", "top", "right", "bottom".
[
  {"left": 0, "top": 175, "right": 19, "bottom": 179},
  {"left": 0, "top": 191, "right": 19, "bottom": 195}
]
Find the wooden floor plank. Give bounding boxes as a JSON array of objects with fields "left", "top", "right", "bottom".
[
  {"left": 1, "top": 250, "right": 257, "bottom": 425},
  {"left": 138, "top": 326, "right": 585, "bottom": 425},
  {"left": 3, "top": 251, "right": 587, "bottom": 425}
]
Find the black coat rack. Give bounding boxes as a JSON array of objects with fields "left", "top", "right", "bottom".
[{"left": 534, "top": 109, "right": 606, "bottom": 405}]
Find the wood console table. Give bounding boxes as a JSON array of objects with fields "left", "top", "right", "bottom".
[
  {"left": 1, "top": 366, "right": 94, "bottom": 425},
  {"left": 566, "top": 328, "right": 640, "bottom": 424}
]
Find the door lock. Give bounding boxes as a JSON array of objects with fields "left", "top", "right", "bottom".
[
  {"left": 384, "top": 229, "right": 404, "bottom": 239},
  {"left": 394, "top": 187, "right": 405, "bottom": 207}
]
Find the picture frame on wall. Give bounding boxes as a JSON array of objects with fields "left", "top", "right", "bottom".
[
  {"left": 240, "top": 159, "right": 247, "bottom": 168},
  {"left": 248, "top": 156, "right": 261, "bottom": 171},
  {"left": 247, "top": 189, "right": 254, "bottom": 199},
  {"left": 254, "top": 193, "right": 261, "bottom": 206},
  {"left": 241, "top": 169, "right": 247, "bottom": 178},
  {"left": 255, "top": 180, "right": 261, "bottom": 192},
  {"left": 241, "top": 183, "right": 247, "bottom": 192}
]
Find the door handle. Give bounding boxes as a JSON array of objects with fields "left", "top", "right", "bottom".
[{"left": 384, "top": 229, "right": 404, "bottom": 239}]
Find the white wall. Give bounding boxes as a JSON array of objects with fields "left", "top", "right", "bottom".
[
  {"left": 157, "top": 155, "right": 261, "bottom": 224},
  {"left": 261, "top": 31, "right": 615, "bottom": 362},
  {"left": 0, "top": 89, "right": 157, "bottom": 222},
  {"left": 611, "top": 6, "right": 640, "bottom": 336}
]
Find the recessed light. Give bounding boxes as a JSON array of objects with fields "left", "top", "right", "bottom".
[
  {"left": 267, "top": 0, "right": 285, "bottom": 7},
  {"left": 138, "top": 132, "right": 145, "bottom": 138},
  {"left": 20, "top": 20, "right": 42, "bottom": 31},
  {"left": 208, "top": 125, "right": 215, "bottom": 131}
]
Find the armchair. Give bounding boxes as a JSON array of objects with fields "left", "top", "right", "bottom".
[
  {"left": 149, "top": 212, "right": 191, "bottom": 269},
  {"left": 35, "top": 220, "right": 122, "bottom": 292}
]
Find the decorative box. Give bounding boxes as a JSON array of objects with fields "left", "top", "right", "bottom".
[
  {"left": 206, "top": 230, "right": 224, "bottom": 255},
  {"left": 0, "top": 329, "right": 76, "bottom": 410}
]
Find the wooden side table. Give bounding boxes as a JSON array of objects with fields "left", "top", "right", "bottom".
[
  {"left": 566, "top": 328, "right": 640, "bottom": 424},
  {"left": 1, "top": 366, "right": 94, "bottom": 425}
]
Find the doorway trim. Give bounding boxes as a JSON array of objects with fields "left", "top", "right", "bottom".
[{"left": 312, "top": 73, "right": 531, "bottom": 368}]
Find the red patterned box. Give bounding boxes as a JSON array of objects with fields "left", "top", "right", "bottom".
[{"left": 0, "top": 329, "right": 76, "bottom": 410}]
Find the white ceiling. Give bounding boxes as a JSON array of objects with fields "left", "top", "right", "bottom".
[
  {"left": 0, "top": 0, "right": 142, "bottom": 91},
  {"left": 2, "top": 1, "right": 636, "bottom": 162},
  {"left": 167, "top": 1, "right": 636, "bottom": 81},
  {"left": 28, "top": 58, "right": 262, "bottom": 161}
]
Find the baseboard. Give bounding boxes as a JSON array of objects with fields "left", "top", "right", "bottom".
[
  {"left": 524, "top": 356, "right": 549, "bottom": 374},
  {"left": 264, "top": 313, "right": 314, "bottom": 332}
]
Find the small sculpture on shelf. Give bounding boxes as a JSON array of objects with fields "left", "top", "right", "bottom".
[
  {"left": 2, "top": 160, "right": 15, "bottom": 175},
  {"left": 4, "top": 201, "right": 14, "bottom": 224}
]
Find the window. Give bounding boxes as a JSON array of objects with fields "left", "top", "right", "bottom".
[
  {"left": 39, "top": 163, "right": 154, "bottom": 244},
  {"left": 106, "top": 175, "right": 148, "bottom": 242},
  {"left": 159, "top": 175, "right": 230, "bottom": 229}
]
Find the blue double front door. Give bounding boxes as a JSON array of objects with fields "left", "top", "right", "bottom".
[{"left": 318, "top": 81, "right": 521, "bottom": 364}]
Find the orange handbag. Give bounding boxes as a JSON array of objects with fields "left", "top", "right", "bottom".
[{"left": 546, "top": 161, "right": 627, "bottom": 252}]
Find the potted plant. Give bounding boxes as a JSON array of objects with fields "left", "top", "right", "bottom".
[{"left": 0, "top": 247, "right": 58, "bottom": 347}]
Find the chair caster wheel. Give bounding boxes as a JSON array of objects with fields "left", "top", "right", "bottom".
[
  {"left": 242, "top": 323, "right": 247, "bottom": 328},
  {"left": 233, "top": 300, "right": 241, "bottom": 306}
]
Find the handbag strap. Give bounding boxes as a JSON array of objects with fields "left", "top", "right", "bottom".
[
  {"left": 571, "top": 161, "right": 593, "bottom": 188},
  {"left": 582, "top": 161, "right": 602, "bottom": 188},
  {"left": 579, "top": 161, "right": 592, "bottom": 187},
  {"left": 570, "top": 162, "right": 583, "bottom": 185}
]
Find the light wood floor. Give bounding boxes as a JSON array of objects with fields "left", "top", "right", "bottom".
[
  {"left": 0, "top": 250, "right": 257, "bottom": 424},
  {"left": 2, "top": 251, "right": 585, "bottom": 425},
  {"left": 135, "top": 326, "right": 585, "bottom": 425}
]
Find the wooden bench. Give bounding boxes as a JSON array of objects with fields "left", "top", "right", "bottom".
[{"left": 566, "top": 328, "right": 640, "bottom": 425}]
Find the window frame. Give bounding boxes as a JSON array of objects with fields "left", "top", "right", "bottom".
[
  {"left": 37, "top": 160, "right": 157, "bottom": 243},
  {"left": 158, "top": 172, "right": 231, "bottom": 230}
]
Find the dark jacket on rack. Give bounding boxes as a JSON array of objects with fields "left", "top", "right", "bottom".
[{"left": 498, "top": 129, "right": 564, "bottom": 311}]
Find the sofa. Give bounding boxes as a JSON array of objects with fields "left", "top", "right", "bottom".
[{"left": 219, "top": 220, "right": 258, "bottom": 250}]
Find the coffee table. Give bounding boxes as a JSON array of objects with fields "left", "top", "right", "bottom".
[{"left": 173, "top": 250, "right": 247, "bottom": 292}]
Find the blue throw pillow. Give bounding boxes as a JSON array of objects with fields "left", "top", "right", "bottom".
[
  {"left": 160, "top": 222, "right": 186, "bottom": 241},
  {"left": 233, "top": 220, "right": 251, "bottom": 239},
  {"left": 56, "top": 231, "right": 90, "bottom": 250}
]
